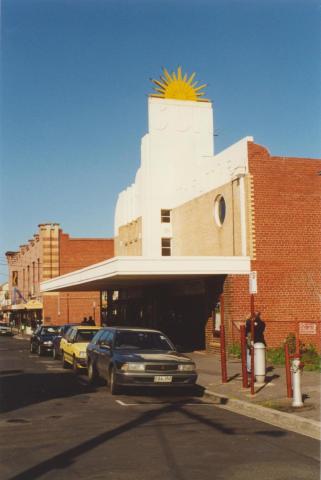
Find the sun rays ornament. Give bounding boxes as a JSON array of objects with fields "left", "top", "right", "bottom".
[{"left": 150, "top": 67, "right": 209, "bottom": 102}]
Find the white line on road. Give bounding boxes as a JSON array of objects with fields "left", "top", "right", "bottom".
[{"left": 115, "top": 400, "right": 214, "bottom": 407}]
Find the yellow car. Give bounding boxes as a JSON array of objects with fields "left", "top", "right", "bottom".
[{"left": 60, "top": 325, "right": 100, "bottom": 372}]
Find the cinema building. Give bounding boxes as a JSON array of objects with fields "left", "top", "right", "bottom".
[{"left": 41, "top": 68, "right": 321, "bottom": 352}]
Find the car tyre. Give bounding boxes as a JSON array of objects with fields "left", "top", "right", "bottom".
[
  {"left": 62, "top": 352, "right": 69, "bottom": 369},
  {"left": 109, "top": 367, "right": 120, "bottom": 395},
  {"left": 52, "top": 348, "right": 58, "bottom": 360},
  {"left": 72, "top": 357, "right": 79, "bottom": 374},
  {"left": 88, "top": 360, "right": 98, "bottom": 385},
  {"left": 37, "top": 344, "right": 43, "bottom": 356}
]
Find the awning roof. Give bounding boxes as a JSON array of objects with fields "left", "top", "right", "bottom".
[
  {"left": 11, "top": 300, "right": 43, "bottom": 310},
  {"left": 41, "top": 256, "right": 251, "bottom": 292}
]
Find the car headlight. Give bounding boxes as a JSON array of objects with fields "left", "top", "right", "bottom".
[
  {"left": 78, "top": 351, "right": 87, "bottom": 358},
  {"left": 43, "top": 341, "right": 53, "bottom": 346},
  {"left": 121, "top": 363, "right": 146, "bottom": 372},
  {"left": 178, "top": 363, "right": 196, "bottom": 372}
]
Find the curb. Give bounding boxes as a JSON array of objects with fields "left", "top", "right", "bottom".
[{"left": 204, "top": 389, "right": 321, "bottom": 440}]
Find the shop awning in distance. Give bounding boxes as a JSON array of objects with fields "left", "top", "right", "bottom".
[{"left": 40, "top": 256, "right": 251, "bottom": 292}]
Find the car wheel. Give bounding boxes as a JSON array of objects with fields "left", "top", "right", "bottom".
[
  {"left": 37, "top": 344, "right": 43, "bottom": 356},
  {"left": 109, "top": 367, "right": 120, "bottom": 395},
  {"left": 88, "top": 360, "right": 98, "bottom": 385},
  {"left": 62, "top": 352, "right": 69, "bottom": 369},
  {"left": 52, "top": 348, "right": 57, "bottom": 360},
  {"left": 72, "top": 357, "right": 79, "bottom": 374}
]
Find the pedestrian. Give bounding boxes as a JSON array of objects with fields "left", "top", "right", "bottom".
[
  {"left": 87, "top": 316, "right": 95, "bottom": 326},
  {"left": 245, "top": 311, "right": 266, "bottom": 373},
  {"left": 81, "top": 317, "right": 89, "bottom": 325}
]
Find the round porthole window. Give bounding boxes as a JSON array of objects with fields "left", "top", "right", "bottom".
[{"left": 214, "top": 195, "right": 226, "bottom": 226}]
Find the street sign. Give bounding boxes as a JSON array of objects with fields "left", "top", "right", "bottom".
[
  {"left": 299, "top": 323, "right": 317, "bottom": 335},
  {"left": 249, "top": 271, "right": 257, "bottom": 294}
]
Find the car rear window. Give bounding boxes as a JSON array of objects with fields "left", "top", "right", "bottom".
[{"left": 75, "top": 330, "right": 98, "bottom": 343}]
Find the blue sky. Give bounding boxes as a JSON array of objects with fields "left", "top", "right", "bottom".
[{"left": 1, "top": 0, "right": 320, "bottom": 277}]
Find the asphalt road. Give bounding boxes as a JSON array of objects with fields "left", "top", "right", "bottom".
[{"left": 0, "top": 336, "right": 320, "bottom": 480}]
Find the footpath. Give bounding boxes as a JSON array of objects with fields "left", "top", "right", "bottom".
[{"left": 190, "top": 351, "right": 321, "bottom": 441}]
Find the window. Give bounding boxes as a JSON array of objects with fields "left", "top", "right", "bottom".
[
  {"left": 161, "top": 238, "right": 171, "bottom": 256},
  {"left": 214, "top": 195, "right": 226, "bottom": 226},
  {"left": 161, "top": 209, "right": 171, "bottom": 223}
]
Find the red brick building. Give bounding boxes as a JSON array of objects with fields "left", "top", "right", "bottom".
[
  {"left": 6, "top": 223, "right": 114, "bottom": 330},
  {"left": 221, "top": 143, "right": 321, "bottom": 350}
]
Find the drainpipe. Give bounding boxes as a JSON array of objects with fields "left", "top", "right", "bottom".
[{"left": 238, "top": 175, "right": 247, "bottom": 257}]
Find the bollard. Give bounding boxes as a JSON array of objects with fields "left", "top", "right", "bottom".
[
  {"left": 240, "top": 325, "right": 248, "bottom": 388},
  {"left": 220, "top": 324, "right": 227, "bottom": 383},
  {"left": 254, "top": 342, "right": 266, "bottom": 384},
  {"left": 291, "top": 357, "right": 303, "bottom": 407},
  {"left": 284, "top": 343, "right": 292, "bottom": 398}
]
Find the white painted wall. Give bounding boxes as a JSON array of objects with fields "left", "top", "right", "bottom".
[{"left": 114, "top": 96, "right": 253, "bottom": 257}]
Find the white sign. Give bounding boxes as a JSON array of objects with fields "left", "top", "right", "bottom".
[
  {"left": 299, "top": 323, "right": 317, "bottom": 335},
  {"left": 249, "top": 271, "right": 257, "bottom": 294}
]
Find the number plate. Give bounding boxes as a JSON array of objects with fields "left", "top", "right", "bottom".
[{"left": 154, "top": 375, "right": 172, "bottom": 383}]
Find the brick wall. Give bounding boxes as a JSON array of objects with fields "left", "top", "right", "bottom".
[
  {"left": 59, "top": 233, "right": 114, "bottom": 275},
  {"left": 42, "top": 232, "right": 114, "bottom": 325},
  {"left": 224, "top": 143, "right": 321, "bottom": 350}
]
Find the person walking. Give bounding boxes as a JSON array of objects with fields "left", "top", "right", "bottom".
[{"left": 245, "top": 311, "right": 266, "bottom": 373}]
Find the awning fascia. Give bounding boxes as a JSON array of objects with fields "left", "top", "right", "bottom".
[{"left": 40, "top": 256, "right": 251, "bottom": 293}]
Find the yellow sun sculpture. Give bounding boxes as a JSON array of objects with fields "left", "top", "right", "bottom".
[{"left": 150, "top": 66, "right": 209, "bottom": 102}]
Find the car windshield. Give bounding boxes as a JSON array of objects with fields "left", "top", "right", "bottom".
[
  {"left": 42, "top": 326, "right": 60, "bottom": 335},
  {"left": 75, "top": 330, "right": 97, "bottom": 343},
  {"left": 114, "top": 331, "right": 173, "bottom": 351}
]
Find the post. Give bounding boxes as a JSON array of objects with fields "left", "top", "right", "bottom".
[
  {"left": 240, "top": 325, "right": 248, "bottom": 388},
  {"left": 220, "top": 324, "right": 228, "bottom": 383},
  {"left": 284, "top": 343, "right": 292, "bottom": 398},
  {"left": 250, "top": 317, "right": 255, "bottom": 395},
  {"left": 295, "top": 323, "right": 300, "bottom": 355}
]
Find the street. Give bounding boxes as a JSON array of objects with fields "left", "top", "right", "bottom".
[{"left": 0, "top": 336, "right": 319, "bottom": 480}]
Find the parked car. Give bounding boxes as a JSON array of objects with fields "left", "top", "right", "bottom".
[
  {"left": 0, "top": 321, "right": 13, "bottom": 336},
  {"left": 86, "top": 327, "right": 198, "bottom": 395},
  {"left": 30, "top": 325, "right": 61, "bottom": 356},
  {"left": 52, "top": 323, "right": 80, "bottom": 360},
  {"left": 60, "top": 325, "right": 100, "bottom": 372}
]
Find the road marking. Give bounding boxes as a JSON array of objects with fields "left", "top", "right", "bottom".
[{"left": 115, "top": 399, "right": 215, "bottom": 407}]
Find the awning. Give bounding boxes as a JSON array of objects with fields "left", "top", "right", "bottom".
[
  {"left": 41, "top": 255, "right": 251, "bottom": 292},
  {"left": 11, "top": 300, "right": 43, "bottom": 310},
  {"left": 25, "top": 300, "right": 43, "bottom": 310}
]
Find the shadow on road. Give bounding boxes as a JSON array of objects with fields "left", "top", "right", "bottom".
[{"left": 0, "top": 371, "right": 96, "bottom": 414}]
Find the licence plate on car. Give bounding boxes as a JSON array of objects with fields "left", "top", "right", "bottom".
[{"left": 154, "top": 375, "right": 172, "bottom": 383}]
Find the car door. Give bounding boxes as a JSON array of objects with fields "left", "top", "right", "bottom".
[
  {"left": 97, "top": 330, "right": 114, "bottom": 379},
  {"left": 61, "top": 327, "right": 75, "bottom": 363},
  {"left": 87, "top": 329, "right": 104, "bottom": 367}
]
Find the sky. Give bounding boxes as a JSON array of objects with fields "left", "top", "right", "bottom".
[{"left": 0, "top": 0, "right": 320, "bottom": 279}]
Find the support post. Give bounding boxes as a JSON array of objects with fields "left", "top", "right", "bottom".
[
  {"left": 240, "top": 325, "right": 248, "bottom": 388},
  {"left": 220, "top": 324, "right": 227, "bottom": 383},
  {"left": 285, "top": 343, "right": 292, "bottom": 398},
  {"left": 295, "top": 323, "right": 300, "bottom": 355}
]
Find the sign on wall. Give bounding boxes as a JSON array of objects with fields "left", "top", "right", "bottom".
[
  {"left": 299, "top": 323, "right": 317, "bottom": 335},
  {"left": 249, "top": 271, "right": 257, "bottom": 294}
]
